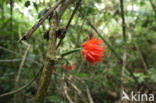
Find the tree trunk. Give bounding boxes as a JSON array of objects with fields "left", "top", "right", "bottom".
[{"left": 34, "top": 0, "right": 76, "bottom": 103}]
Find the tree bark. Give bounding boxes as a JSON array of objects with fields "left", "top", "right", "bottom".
[
  {"left": 34, "top": 0, "right": 76, "bottom": 103},
  {"left": 34, "top": 12, "right": 58, "bottom": 103}
]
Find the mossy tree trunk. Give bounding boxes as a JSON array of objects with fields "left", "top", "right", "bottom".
[
  {"left": 34, "top": 12, "right": 58, "bottom": 103},
  {"left": 34, "top": 0, "right": 76, "bottom": 103}
]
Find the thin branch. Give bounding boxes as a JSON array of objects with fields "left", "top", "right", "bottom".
[
  {"left": 65, "top": 76, "right": 81, "bottom": 94},
  {"left": 75, "top": 4, "right": 90, "bottom": 47},
  {"left": 61, "top": 73, "right": 73, "bottom": 103},
  {"left": 14, "top": 26, "right": 31, "bottom": 102},
  {"left": 0, "top": 59, "right": 22, "bottom": 62},
  {"left": 77, "top": 56, "right": 84, "bottom": 72},
  {"left": 15, "top": 45, "right": 31, "bottom": 83},
  {"left": 56, "top": 0, "right": 81, "bottom": 49},
  {"left": 9, "top": 0, "right": 13, "bottom": 40},
  {"left": 64, "top": 82, "right": 74, "bottom": 103},
  {"left": 67, "top": 74, "right": 93, "bottom": 103},
  {"left": 132, "top": 36, "right": 148, "bottom": 72},
  {"left": 18, "top": 0, "right": 63, "bottom": 42},
  {"left": 53, "top": 72, "right": 90, "bottom": 103},
  {"left": 86, "top": 86, "right": 94, "bottom": 103},
  {"left": 129, "top": 26, "right": 148, "bottom": 72},
  {"left": 65, "top": 0, "right": 81, "bottom": 31},
  {"left": 1, "top": 0, "right": 5, "bottom": 19},
  {"left": 0, "top": 46, "right": 43, "bottom": 66},
  {"left": 150, "top": 0, "right": 156, "bottom": 14},
  {"left": 0, "top": 46, "right": 17, "bottom": 55},
  {"left": 120, "top": 0, "right": 127, "bottom": 99},
  {"left": 33, "top": 2, "right": 46, "bottom": 32},
  {"left": 0, "top": 66, "right": 43, "bottom": 98}
]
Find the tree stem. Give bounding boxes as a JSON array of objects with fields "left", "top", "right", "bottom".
[{"left": 34, "top": 12, "right": 58, "bottom": 103}]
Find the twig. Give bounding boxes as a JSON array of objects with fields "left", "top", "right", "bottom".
[
  {"left": 61, "top": 73, "right": 73, "bottom": 103},
  {"left": 65, "top": 75, "right": 81, "bottom": 94},
  {"left": 65, "top": 0, "right": 81, "bottom": 31},
  {"left": 0, "top": 46, "right": 43, "bottom": 66},
  {"left": 78, "top": 56, "right": 84, "bottom": 72},
  {"left": 64, "top": 82, "right": 74, "bottom": 103},
  {"left": 0, "top": 66, "right": 43, "bottom": 98},
  {"left": 14, "top": 26, "right": 31, "bottom": 102},
  {"left": 132, "top": 35, "right": 148, "bottom": 72},
  {"left": 0, "top": 58, "right": 22, "bottom": 62},
  {"left": 103, "top": 5, "right": 119, "bottom": 26},
  {"left": 86, "top": 86, "right": 94, "bottom": 103},
  {"left": 150, "top": 0, "right": 156, "bottom": 14},
  {"left": 0, "top": 46, "right": 17, "bottom": 55},
  {"left": 75, "top": 4, "right": 90, "bottom": 47},
  {"left": 68, "top": 74, "right": 93, "bottom": 103},
  {"left": 18, "top": 0, "right": 63, "bottom": 42},
  {"left": 129, "top": 26, "right": 148, "bottom": 72},
  {"left": 33, "top": 2, "right": 46, "bottom": 32},
  {"left": 1, "top": 0, "right": 5, "bottom": 19},
  {"left": 15, "top": 44, "right": 31, "bottom": 83},
  {"left": 53, "top": 72, "right": 89, "bottom": 103},
  {"left": 56, "top": 0, "right": 81, "bottom": 49},
  {"left": 9, "top": 0, "right": 13, "bottom": 40},
  {"left": 119, "top": 0, "right": 127, "bottom": 100}
]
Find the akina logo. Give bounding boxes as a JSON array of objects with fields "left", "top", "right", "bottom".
[{"left": 121, "top": 90, "right": 154, "bottom": 102}]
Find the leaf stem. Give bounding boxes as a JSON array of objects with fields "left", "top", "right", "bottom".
[{"left": 61, "top": 48, "right": 81, "bottom": 57}]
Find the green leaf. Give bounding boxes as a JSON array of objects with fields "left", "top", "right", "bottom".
[{"left": 76, "top": 73, "right": 88, "bottom": 78}]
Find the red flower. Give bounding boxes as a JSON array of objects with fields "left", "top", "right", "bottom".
[
  {"left": 62, "top": 62, "right": 76, "bottom": 71},
  {"left": 81, "top": 36, "right": 104, "bottom": 64}
]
